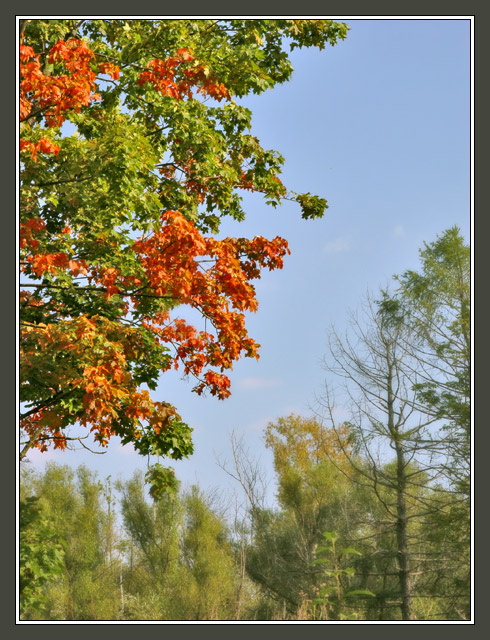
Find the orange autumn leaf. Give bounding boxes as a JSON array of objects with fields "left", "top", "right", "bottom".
[{"left": 19, "top": 21, "right": 334, "bottom": 460}]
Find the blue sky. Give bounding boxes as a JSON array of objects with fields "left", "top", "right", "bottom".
[{"left": 24, "top": 19, "right": 471, "bottom": 506}]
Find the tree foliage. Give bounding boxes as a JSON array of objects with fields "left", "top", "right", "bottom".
[
  {"left": 241, "top": 416, "right": 370, "bottom": 619},
  {"left": 19, "top": 496, "right": 65, "bottom": 617},
  {"left": 19, "top": 464, "right": 252, "bottom": 620},
  {"left": 312, "top": 229, "right": 471, "bottom": 620},
  {"left": 384, "top": 227, "right": 470, "bottom": 496},
  {"left": 20, "top": 464, "right": 122, "bottom": 620},
  {"left": 19, "top": 19, "right": 348, "bottom": 461}
]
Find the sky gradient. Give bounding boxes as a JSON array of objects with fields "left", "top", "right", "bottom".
[{"left": 24, "top": 18, "right": 471, "bottom": 506}]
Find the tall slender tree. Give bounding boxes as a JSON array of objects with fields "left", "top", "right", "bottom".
[
  {"left": 378, "top": 227, "right": 471, "bottom": 619},
  {"left": 383, "top": 227, "right": 470, "bottom": 498},
  {"left": 318, "top": 294, "right": 448, "bottom": 620}
]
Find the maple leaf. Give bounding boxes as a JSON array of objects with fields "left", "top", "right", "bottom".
[{"left": 19, "top": 19, "right": 338, "bottom": 461}]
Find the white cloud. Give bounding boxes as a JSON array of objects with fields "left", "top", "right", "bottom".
[
  {"left": 323, "top": 237, "right": 350, "bottom": 254},
  {"left": 393, "top": 224, "right": 406, "bottom": 237},
  {"left": 238, "top": 377, "right": 281, "bottom": 390}
]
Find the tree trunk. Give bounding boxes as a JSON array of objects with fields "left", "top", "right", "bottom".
[
  {"left": 387, "top": 354, "right": 413, "bottom": 621},
  {"left": 395, "top": 440, "right": 413, "bottom": 620}
]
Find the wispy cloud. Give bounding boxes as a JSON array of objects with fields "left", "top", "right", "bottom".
[
  {"left": 393, "top": 224, "right": 406, "bottom": 237},
  {"left": 25, "top": 447, "right": 60, "bottom": 464},
  {"left": 115, "top": 442, "right": 137, "bottom": 456},
  {"left": 243, "top": 405, "right": 307, "bottom": 432},
  {"left": 323, "top": 237, "right": 350, "bottom": 254},
  {"left": 238, "top": 377, "right": 281, "bottom": 390},
  {"left": 241, "top": 416, "right": 272, "bottom": 433}
]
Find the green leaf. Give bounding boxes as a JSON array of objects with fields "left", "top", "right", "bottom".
[
  {"left": 310, "top": 558, "right": 329, "bottom": 565},
  {"left": 322, "top": 531, "right": 339, "bottom": 542},
  {"left": 340, "top": 547, "right": 362, "bottom": 556},
  {"left": 345, "top": 589, "right": 376, "bottom": 598},
  {"left": 316, "top": 545, "right": 332, "bottom": 553}
]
